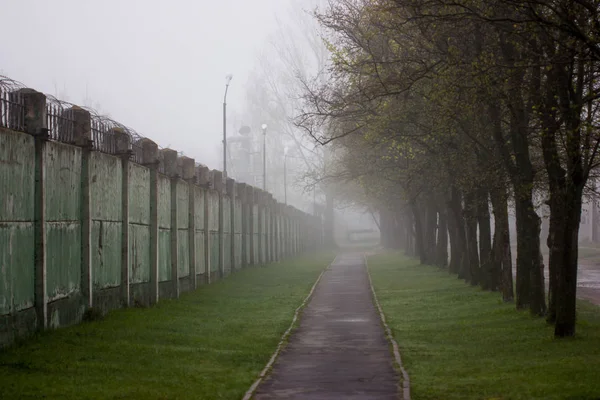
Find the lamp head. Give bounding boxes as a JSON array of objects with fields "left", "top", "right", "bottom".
[
  {"left": 225, "top": 74, "right": 233, "bottom": 84},
  {"left": 261, "top": 124, "right": 267, "bottom": 131}
]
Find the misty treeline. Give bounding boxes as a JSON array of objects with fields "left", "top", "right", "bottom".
[{"left": 294, "top": 0, "right": 600, "bottom": 338}]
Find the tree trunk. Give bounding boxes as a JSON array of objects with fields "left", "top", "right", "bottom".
[
  {"left": 436, "top": 206, "right": 448, "bottom": 267},
  {"left": 514, "top": 194, "right": 546, "bottom": 316},
  {"left": 408, "top": 208, "right": 416, "bottom": 256},
  {"left": 424, "top": 197, "right": 438, "bottom": 264},
  {"left": 545, "top": 201, "right": 562, "bottom": 323},
  {"left": 464, "top": 191, "right": 480, "bottom": 286},
  {"left": 555, "top": 186, "right": 583, "bottom": 336},
  {"left": 490, "top": 187, "right": 513, "bottom": 301},
  {"left": 411, "top": 201, "right": 427, "bottom": 264},
  {"left": 447, "top": 204, "right": 460, "bottom": 274},
  {"left": 478, "top": 189, "right": 493, "bottom": 290},
  {"left": 379, "top": 208, "right": 393, "bottom": 249},
  {"left": 447, "top": 187, "right": 469, "bottom": 278},
  {"left": 394, "top": 207, "right": 406, "bottom": 250}
]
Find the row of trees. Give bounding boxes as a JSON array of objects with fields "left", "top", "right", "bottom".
[{"left": 296, "top": 0, "right": 600, "bottom": 337}]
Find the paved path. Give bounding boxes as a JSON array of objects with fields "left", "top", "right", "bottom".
[{"left": 253, "top": 253, "right": 400, "bottom": 400}]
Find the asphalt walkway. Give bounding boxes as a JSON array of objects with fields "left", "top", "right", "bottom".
[{"left": 253, "top": 253, "right": 400, "bottom": 399}]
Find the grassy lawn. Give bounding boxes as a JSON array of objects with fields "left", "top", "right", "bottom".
[
  {"left": 368, "top": 251, "right": 600, "bottom": 400},
  {"left": 0, "top": 252, "right": 334, "bottom": 400}
]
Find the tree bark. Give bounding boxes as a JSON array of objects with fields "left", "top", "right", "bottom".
[
  {"left": 447, "top": 203, "right": 460, "bottom": 274},
  {"left": 464, "top": 191, "right": 480, "bottom": 286},
  {"left": 447, "top": 187, "right": 469, "bottom": 280},
  {"left": 436, "top": 205, "right": 448, "bottom": 267},
  {"left": 411, "top": 200, "right": 427, "bottom": 264},
  {"left": 424, "top": 197, "right": 438, "bottom": 264},
  {"left": 478, "top": 189, "right": 493, "bottom": 290},
  {"left": 555, "top": 189, "right": 582, "bottom": 336},
  {"left": 490, "top": 187, "right": 513, "bottom": 301}
]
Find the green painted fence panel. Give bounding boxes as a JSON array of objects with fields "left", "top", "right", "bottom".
[
  {"left": 176, "top": 181, "right": 189, "bottom": 229},
  {"left": 252, "top": 205, "right": 259, "bottom": 264},
  {"left": 0, "top": 225, "right": 34, "bottom": 315},
  {"left": 157, "top": 176, "right": 171, "bottom": 229},
  {"left": 193, "top": 186, "right": 204, "bottom": 229},
  {"left": 90, "top": 152, "right": 122, "bottom": 221},
  {"left": 176, "top": 182, "right": 189, "bottom": 277},
  {"left": 46, "top": 223, "right": 81, "bottom": 300},
  {"left": 223, "top": 196, "right": 231, "bottom": 273},
  {"left": 91, "top": 221, "right": 121, "bottom": 289},
  {"left": 130, "top": 224, "right": 150, "bottom": 283},
  {"left": 90, "top": 152, "right": 122, "bottom": 289},
  {"left": 45, "top": 143, "right": 81, "bottom": 221},
  {"left": 195, "top": 231, "right": 205, "bottom": 275},
  {"left": 0, "top": 130, "right": 35, "bottom": 315},
  {"left": 0, "top": 130, "right": 34, "bottom": 220},
  {"left": 261, "top": 209, "right": 268, "bottom": 262},
  {"left": 234, "top": 199, "right": 242, "bottom": 269},
  {"left": 129, "top": 164, "right": 150, "bottom": 225},
  {"left": 158, "top": 229, "right": 171, "bottom": 281},
  {"left": 178, "top": 230, "right": 189, "bottom": 277},
  {"left": 208, "top": 191, "right": 219, "bottom": 273},
  {"left": 224, "top": 234, "right": 232, "bottom": 274},
  {"left": 45, "top": 143, "right": 81, "bottom": 301}
]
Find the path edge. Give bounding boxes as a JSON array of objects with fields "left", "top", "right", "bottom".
[
  {"left": 364, "top": 253, "right": 411, "bottom": 400},
  {"left": 241, "top": 255, "right": 335, "bottom": 400}
]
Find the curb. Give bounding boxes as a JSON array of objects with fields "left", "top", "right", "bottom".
[
  {"left": 241, "top": 255, "right": 335, "bottom": 400},
  {"left": 364, "top": 254, "right": 411, "bottom": 400}
]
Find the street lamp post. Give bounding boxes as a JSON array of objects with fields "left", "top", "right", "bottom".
[
  {"left": 223, "top": 74, "right": 233, "bottom": 177},
  {"left": 261, "top": 124, "right": 267, "bottom": 190}
]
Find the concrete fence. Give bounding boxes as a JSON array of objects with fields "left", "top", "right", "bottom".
[{"left": 0, "top": 89, "right": 323, "bottom": 348}]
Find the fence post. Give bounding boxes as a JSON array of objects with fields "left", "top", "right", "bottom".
[
  {"left": 197, "top": 166, "right": 211, "bottom": 284},
  {"left": 212, "top": 170, "right": 224, "bottom": 278},
  {"left": 180, "top": 157, "right": 196, "bottom": 291},
  {"left": 238, "top": 183, "right": 248, "bottom": 268},
  {"left": 246, "top": 185, "right": 255, "bottom": 266},
  {"left": 162, "top": 149, "right": 179, "bottom": 298},
  {"left": 21, "top": 89, "right": 49, "bottom": 330},
  {"left": 268, "top": 195, "right": 276, "bottom": 263},
  {"left": 71, "top": 107, "right": 94, "bottom": 310},
  {"left": 256, "top": 189, "right": 264, "bottom": 264},
  {"left": 226, "top": 178, "right": 236, "bottom": 272},
  {"left": 141, "top": 139, "right": 160, "bottom": 304},
  {"left": 264, "top": 193, "right": 271, "bottom": 263},
  {"left": 115, "top": 130, "right": 131, "bottom": 307}
]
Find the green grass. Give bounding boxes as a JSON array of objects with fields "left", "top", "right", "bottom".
[
  {"left": 0, "top": 252, "right": 334, "bottom": 400},
  {"left": 368, "top": 251, "right": 600, "bottom": 400}
]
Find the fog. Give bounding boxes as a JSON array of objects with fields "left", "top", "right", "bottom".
[{"left": 0, "top": 0, "right": 293, "bottom": 169}]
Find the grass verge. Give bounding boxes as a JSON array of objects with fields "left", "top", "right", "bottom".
[
  {"left": 368, "top": 251, "right": 600, "bottom": 400},
  {"left": 0, "top": 251, "right": 334, "bottom": 400}
]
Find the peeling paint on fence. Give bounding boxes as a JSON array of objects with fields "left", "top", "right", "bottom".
[
  {"left": 45, "top": 144, "right": 81, "bottom": 301},
  {"left": 90, "top": 152, "right": 122, "bottom": 289},
  {"left": 158, "top": 175, "right": 171, "bottom": 281},
  {"left": 0, "top": 129, "right": 35, "bottom": 315},
  {"left": 208, "top": 191, "right": 219, "bottom": 273},
  {"left": 129, "top": 164, "right": 151, "bottom": 284},
  {"left": 177, "top": 182, "right": 189, "bottom": 277}
]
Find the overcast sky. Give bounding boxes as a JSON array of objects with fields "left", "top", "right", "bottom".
[{"left": 0, "top": 0, "right": 295, "bottom": 169}]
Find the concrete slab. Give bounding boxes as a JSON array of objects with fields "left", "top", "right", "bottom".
[{"left": 253, "top": 253, "right": 400, "bottom": 399}]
